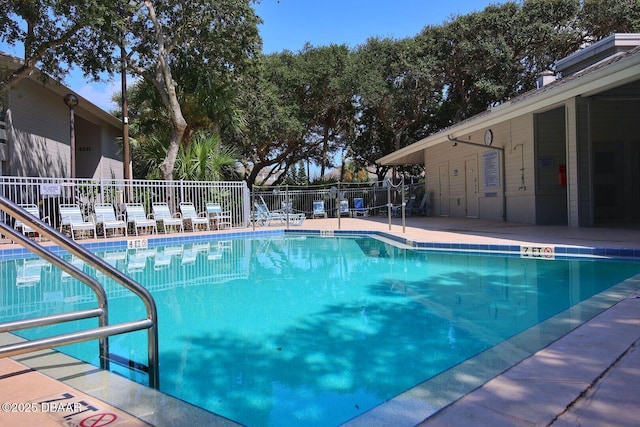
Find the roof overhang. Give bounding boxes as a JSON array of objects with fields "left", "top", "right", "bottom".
[
  {"left": 378, "top": 49, "right": 640, "bottom": 166},
  {"left": 1, "top": 52, "right": 121, "bottom": 129}
]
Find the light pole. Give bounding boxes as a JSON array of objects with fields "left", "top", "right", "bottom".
[
  {"left": 120, "top": 0, "right": 140, "bottom": 193},
  {"left": 63, "top": 93, "right": 79, "bottom": 178},
  {"left": 121, "top": 44, "right": 131, "bottom": 183}
]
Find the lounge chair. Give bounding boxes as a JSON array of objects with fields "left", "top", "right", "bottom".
[
  {"left": 206, "top": 202, "right": 232, "bottom": 230},
  {"left": 152, "top": 202, "right": 184, "bottom": 234},
  {"left": 93, "top": 203, "right": 127, "bottom": 238},
  {"left": 339, "top": 199, "right": 351, "bottom": 217},
  {"left": 419, "top": 191, "right": 433, "bottom": 216},
  {"left": 393, "top": 196, "right": 416, "bottom": 217},
  {"left": 351, "top": 198, "right": 369, "bottom": 217},
  {"left": 276, "top": 199, "right": 305, "bottom": 225},
  {"left": 14, "top": 204, "right": 50, "bottom": 239},
  {"left": 312, "top": 200, "right": 327, "bottom": 218},
  {"left": 179, "top": 202, "right": 209, "bottom": 232},
  {"left": 125, "top": 203, "right": 157, "bottom": 236},
  {"left": 59, "top": 204, "right": 97, "bottom": 240},
  {"left": 253, "top": 197, "right": 285, "bottom": 226}
]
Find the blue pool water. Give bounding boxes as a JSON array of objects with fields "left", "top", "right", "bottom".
[{"left": 2, "top": 235, "right": 640, "bottom": 426}]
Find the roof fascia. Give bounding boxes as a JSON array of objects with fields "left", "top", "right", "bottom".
[{"left": 378, "top": 52, "right": 640, "bottom": 166}]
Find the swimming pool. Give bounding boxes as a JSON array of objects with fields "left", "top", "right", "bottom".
[{"left": 2, "top": 234, "right": 640, "bottom": 426}]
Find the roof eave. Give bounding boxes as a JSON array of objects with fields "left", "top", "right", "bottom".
[{"left": 378, "top": 50, "right": 640, "bottom": 166}]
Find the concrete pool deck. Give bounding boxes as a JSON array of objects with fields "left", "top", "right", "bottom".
[{"left": 1, "top": 216, "right": 639, "bottom": 426}]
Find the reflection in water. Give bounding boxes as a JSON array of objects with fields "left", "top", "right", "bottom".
[{"left": 2, "top": 236, "right": 639, "bottom": 426}]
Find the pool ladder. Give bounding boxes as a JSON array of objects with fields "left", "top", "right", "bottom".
[{"left": 0, "top": 196, "right": 160, "bottom": 389}]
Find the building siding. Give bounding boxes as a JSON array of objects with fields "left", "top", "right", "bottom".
[{"left": 5, "top": 76, "right": 123, "bottom": 179}]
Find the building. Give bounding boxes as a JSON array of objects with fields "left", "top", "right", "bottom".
[
  {"left": 378, "top": 34, "right": 640, "bottom": 228},
  {"left": 0, "top": 52, "right": 124, "bottom": 179}
]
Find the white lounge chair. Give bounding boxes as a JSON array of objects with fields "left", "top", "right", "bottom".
[
  {"left": 276, "top": 200, "right": 306, "bottom": 225},
  {"left": 179, "top": 202, "right": 209, "bottom": 232},
  {"left": 152, "top": 202, "right": 184, "bottom": 234},
  {"left": 59, "top": 204, "right": 97, "bottom": 240},
  {"left": 206, "top": 202, "right": 232, "bottom": 230},
  {"left": 312, "top": 200, "right": 327, "bottom": 218},
  {"left": 125, "top": 203, "right": 157, "bottom": 236},
  {"left": 94, "top": 203, "right": 127, "bottom": 238},
  {"left": 14, "top": 204, "right": 50, "bottom": 239},
  {"left": 253, "top": 197, "right": 285, "bottom": 226},
  {"left": 339, "top": 199, "right": 351, "bottom": 217}
]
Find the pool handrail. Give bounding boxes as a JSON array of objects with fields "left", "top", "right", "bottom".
[{"left": 0, "top": 196, "right": 160, "bottom": 389}]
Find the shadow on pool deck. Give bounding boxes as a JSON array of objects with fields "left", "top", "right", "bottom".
[{"left": 1, "top": 216, "right": 639, "bottom": 426}]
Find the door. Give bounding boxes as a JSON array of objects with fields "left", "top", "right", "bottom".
[
  {"left": 593, "top": 144, "right": 624, "bottom": 221},
  {"left": 465, "top": 156, "right": 479, "bottom": 217},
  {"left": 438, "top": 163, "right": 450, "bottom": 216}
]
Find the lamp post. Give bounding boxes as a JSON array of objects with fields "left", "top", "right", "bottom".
[
  {"left": 121, "top": 44, "right": 131, "bottom": 183},
  {"left": 63, "top": 93, "right": 79, "bottom": 178},
  {"left": 120, "top": 0, "right": 140, "bottom": 194}
]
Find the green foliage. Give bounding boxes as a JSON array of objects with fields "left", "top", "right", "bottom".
[
  {"left": 283, "top": 161, "right": 309, "bottom": 186},
  {"left": 580, "top": 0, "right": 640, "bottom": 40},
  {"left": 0, "top": 0, "right": 121, "bottom": 92},
  {"left": 175, "top": 131, "right": 240, "bottom": 182},
  {"left": 132, "top": 130, "right": 239, "bottom": 182},
  {"left": 4, "top": 0, "right": 640, "bottom": 183}
]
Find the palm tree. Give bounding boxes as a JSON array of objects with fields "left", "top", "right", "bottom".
[{"left": 174, "top": 131, "right": 239, "bottom": 181}]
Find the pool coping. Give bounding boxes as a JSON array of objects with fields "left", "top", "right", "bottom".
[{"left": 2, "top": 228, "right": 640, "bottom": 261}]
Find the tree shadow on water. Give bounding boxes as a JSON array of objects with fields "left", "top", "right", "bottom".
[{"left": 159, "top": 279, "right": 491, "bottom": 427}]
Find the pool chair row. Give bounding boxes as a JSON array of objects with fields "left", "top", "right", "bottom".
[
  {"left": 312, "top": 198, "right": 369, "bottom": 219},
  {"left": 13, "top": 202, "right": 232, "bottom": 241},
  {"left": 123, "top": 202, "right": 233, "bottom": 236}
]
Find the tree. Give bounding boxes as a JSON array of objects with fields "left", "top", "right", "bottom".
[
  {"left": 297, "top": 44, "right": 355, "bottom": 177},
  {"left": 231, "top": 52, "right": 307, "bottom": 187},
  {"left": 0, "top": 0, "right": 118, "bottom": 99},
  {"left": 433, "top": 0, "right": 586, "bottom": 123},
  {"left": 118, "top": 0, "right": 260, "bottom": 181},
  {"left": 350, "top": 36, "right": 441, "bottom": 178},
  {"left": 580, "top": 0, "right": 640, "bottom": 40}
]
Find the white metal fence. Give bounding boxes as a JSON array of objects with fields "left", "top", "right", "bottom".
[
  {"left": 251, "top": 180, "right": 426, "bottom": 218},
  {"left": 0, "top": 176, "right": 428, "bottom": 237},
  {"left": 0, "top": 176, "right": 250, "bottom": 230}
]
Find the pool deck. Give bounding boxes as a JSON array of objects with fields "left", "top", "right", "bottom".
[{"left": 1, "top": 216, "right": 639, "bottom": 426}]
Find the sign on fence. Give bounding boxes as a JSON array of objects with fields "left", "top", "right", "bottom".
[{"left": 40, "top": 184, "right": 61, "bottom": 196}]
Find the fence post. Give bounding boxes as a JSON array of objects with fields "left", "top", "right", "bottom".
[
  {"left": 251, "top": 185, "right": 255, "bottom": 231},
  {"left": 285, "top": 184, "right": 289, "bottom": 230},
  {"left": 337, "top": 182, "right": 341, "bottom": 230},
  {"left": 401, "top": 177, "right": 406, "bottom": 234},
  {"left": 387, "top": 181, "right": 392, "bottom": 230}
]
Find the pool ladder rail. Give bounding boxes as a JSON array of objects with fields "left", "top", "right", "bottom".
[{"left": 0, "top": 196, "right": 160, "bottom": 389}]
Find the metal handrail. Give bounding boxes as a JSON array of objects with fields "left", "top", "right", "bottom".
[{"left": 0, "top": 196, "right": 159, "bottom": 389}]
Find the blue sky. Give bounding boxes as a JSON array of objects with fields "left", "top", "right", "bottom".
[{"left": 2, "top": 0, "right": 501, "bottom": 112}]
